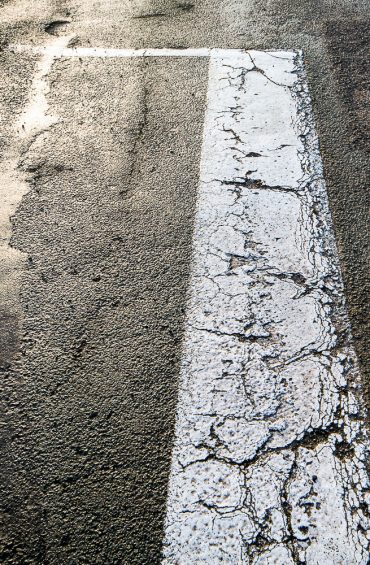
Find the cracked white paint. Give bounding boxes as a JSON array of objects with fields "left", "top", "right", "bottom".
[{"left": 162, "top": 51, "right": 369, "bottom": 564}]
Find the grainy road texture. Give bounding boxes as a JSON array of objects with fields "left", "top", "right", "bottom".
[{"left": 0, "top": 1, "right": 369, "bottom": 564}]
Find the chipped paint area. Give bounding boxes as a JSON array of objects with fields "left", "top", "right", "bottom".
[
  {"left": 1, "top": 35, "right": 71, "bottom": 244},
  {"left": 0, "top": 36, "right": 72, "bottom": 360},
  {"left": 162, "top": 51, "right": 369, "bottom": 564}
]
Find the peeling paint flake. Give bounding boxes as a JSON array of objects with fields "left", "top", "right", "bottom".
[{"left": 162, "top": 50, "right": 369, "bottom": 564}]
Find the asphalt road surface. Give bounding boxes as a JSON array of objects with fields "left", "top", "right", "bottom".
[{"left": 0, "top": 1, "right": 369, "bottom": 564}]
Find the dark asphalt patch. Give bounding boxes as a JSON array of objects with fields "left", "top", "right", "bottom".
[
  {"left": 325, "top": 20, "right": 369, "bottom": 152},
  {"left": 44, "top": 20, "right": 71, "bottom": 36}
]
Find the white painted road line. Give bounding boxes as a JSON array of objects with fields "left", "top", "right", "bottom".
[
  {"left": 9, "top": 44, "right": 211, "bottom": 57},
  {"left": 162, "top": 51, "right": 369, "bottom": 564}
]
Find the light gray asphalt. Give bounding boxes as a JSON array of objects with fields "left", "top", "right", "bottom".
[{"left": 0, "top": 1, "right": 369, "bottom": 563}]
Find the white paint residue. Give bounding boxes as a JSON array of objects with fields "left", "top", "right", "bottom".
[
  {"left": 9, "top": 44, "right": 212, "bottom": 58},
  {"left": 0, "top": 35, "right": 72, "bottom": 354},
  {"left": 17, "top": 36, "right": 73, "bottom": 137},
  {"left": 162, "top": 50, "right": 369, "bottom": 564}
]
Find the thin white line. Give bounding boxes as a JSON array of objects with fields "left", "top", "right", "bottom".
[
  {"left": 8, "top": 45, "right": 298, "bottom": 60},
  {"left": 8, "top": 38, "right": 368, "bottom": 561},
  {"left": 162, "top": 51, "right": 369, "bottom": 564},
  {"left": 9, "top": 44, "right": 213, "bottom": 57}
]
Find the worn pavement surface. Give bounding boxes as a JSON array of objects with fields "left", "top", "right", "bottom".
[{"left": 0, "top": 1, "right": 369, "bottom": 563}]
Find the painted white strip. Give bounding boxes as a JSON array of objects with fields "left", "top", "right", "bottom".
[
  {"left": 8, "top": 45, "right": 297, "bottom": 61},
  {"left": 162, "top": 51, "right": 369, "bottom": 564}
]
